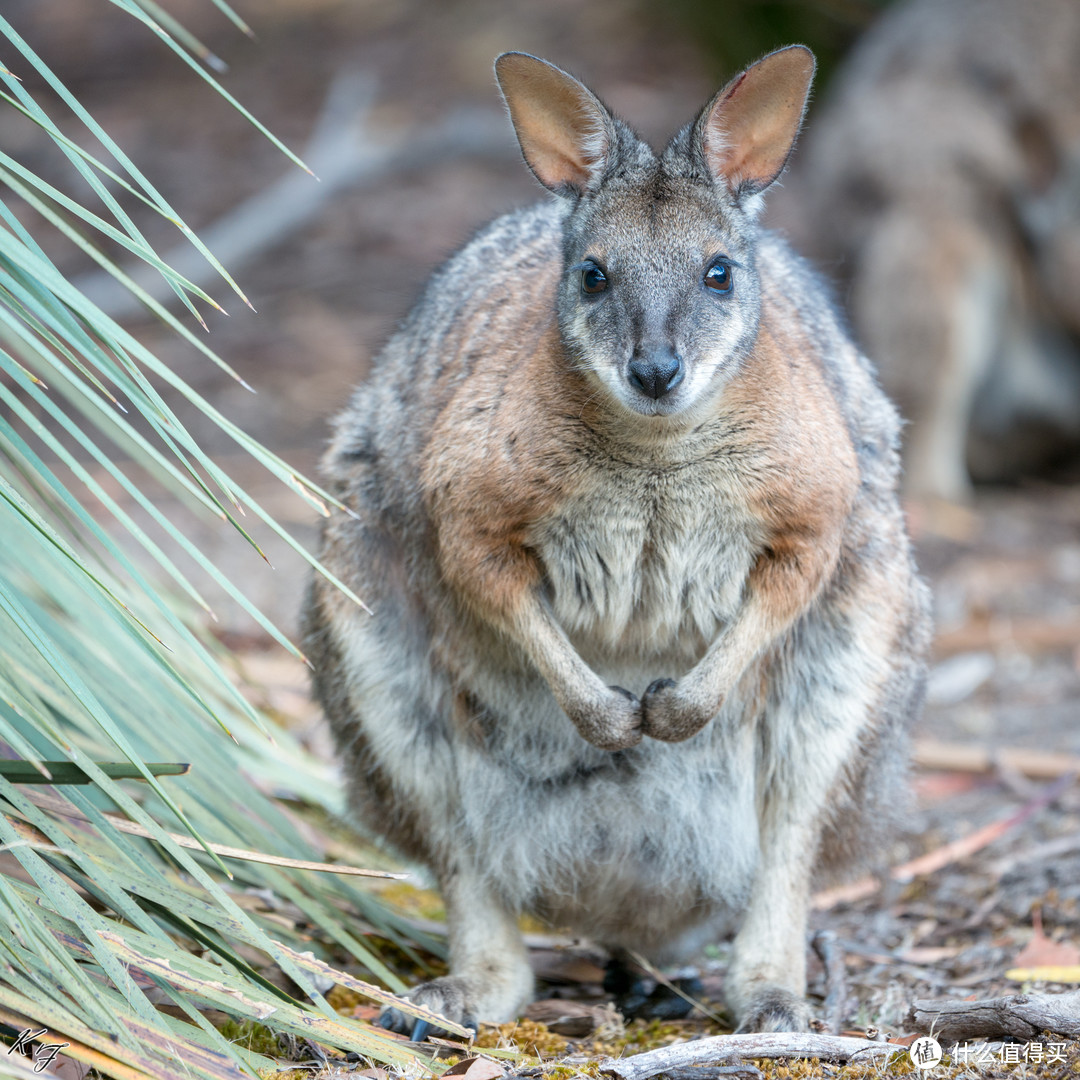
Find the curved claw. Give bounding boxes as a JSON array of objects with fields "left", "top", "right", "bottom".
[{"left": 409, "top": 1019, "right": 432, "bottom": 1043}]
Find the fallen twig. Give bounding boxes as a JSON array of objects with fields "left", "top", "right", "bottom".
[
  {"left": 913, "top": 738, "right": 1080, "bottom": 780},
  {"left": 646, "top": 1068, "right": 763, "bottom": 1080},
  {"left": 599, "top": 1033, "right": 894, "bottom": 1080},
  {"left": 812, "top": 930, "right": 848, "bottom": 1034},
  {"left": 906, "top": 990, "right": 1080, "bottom": 1041},
  {"left": 813, "top": 770, "right": 1078, "bottom": 910}
]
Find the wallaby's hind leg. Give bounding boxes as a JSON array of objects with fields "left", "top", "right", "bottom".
[
  {"left": 379, "top": 863, "right": 534, "bottom": 1036},
  {"left": 726, "top": 794, "right": 819, "bottom": 1032},
  {"left": 726, "top": 610, "right": 899, "bottom": 1032}
]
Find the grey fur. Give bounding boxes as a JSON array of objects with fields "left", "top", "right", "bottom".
[{"left": 303, "top": 50, "right": 930, "bottom": 1034}]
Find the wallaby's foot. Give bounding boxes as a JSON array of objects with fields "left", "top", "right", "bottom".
[
  {"left": 378, "top": 977, "right": 483, "bottom": 1040},
  {"left": 640, "top": 678, "right": 716, "bottom": 743},
  {"left": 569, "top": 686, "right": 643, "bottom": 751},
  {"left": 734, "top": 986, "right": 812, "bottom": 1033},
  {"left": 602, "top": 959, "right": 702, "bottom": 1021}
]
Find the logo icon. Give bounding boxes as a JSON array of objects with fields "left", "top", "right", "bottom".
[{"left": 909, "top": 1035, "right": 943, "bottom": 1071}]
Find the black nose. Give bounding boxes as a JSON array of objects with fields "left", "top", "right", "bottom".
[{"left": 627, "top": 351, "right": 683, "bottom": 399}]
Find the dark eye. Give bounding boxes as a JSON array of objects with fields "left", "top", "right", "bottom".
[
  {"left": 704, "top": 262, "right": 733, "bottom": 294},
  {"left": 581, "top": 264, "right": 608, "bottom": 294}
]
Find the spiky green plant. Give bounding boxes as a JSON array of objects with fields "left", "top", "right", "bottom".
[{"left": 0, "top": 5, "right": 458, "bottom": 1077}]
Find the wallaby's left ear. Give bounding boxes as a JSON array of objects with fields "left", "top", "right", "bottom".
[{"left": 695, "top": 45, "right": 816, "bottom": 197}]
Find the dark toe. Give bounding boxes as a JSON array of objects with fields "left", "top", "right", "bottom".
[
  {"left": 378, "top": 1008, "right": 408, "bottom": 1034},
  {"left": 409, "top": 1019, "right": 432, "bottom": 1042},
  {"left": 645, "top": 677, "right": 676, "bottom": 696}
]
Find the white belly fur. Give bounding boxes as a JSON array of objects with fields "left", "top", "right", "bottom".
[
  {"left": 453, "top": 693, "right": 762, "bottom": 959},
  {"left": 448, "top": 462, "right": 766, "bottom": 957},
  {"left": 536, "top": 462, "right": 761, "bottom": 674}
]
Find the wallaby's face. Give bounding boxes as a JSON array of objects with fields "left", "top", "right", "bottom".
[
  {"left": 496, "top": 48, "right": 815, "bottom": 418},
  {"left": 557, "top": 174, "right": 761, "bottom": 417}
]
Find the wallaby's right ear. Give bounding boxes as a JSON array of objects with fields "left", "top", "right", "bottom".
[{"left": 495, "top": 52, "right": 614, "bottom": 197}]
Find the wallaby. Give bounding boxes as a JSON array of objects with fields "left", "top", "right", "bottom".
[
  {"left": 779, "top": 0, "right": 1080, "bottom": 502},
  {"left": 303, "top": 46, "right": 931, "bottom": 1035}
]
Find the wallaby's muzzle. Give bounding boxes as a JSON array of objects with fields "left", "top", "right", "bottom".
[{"left": 628, "top": 348, "right": 683, "bottom": 399}]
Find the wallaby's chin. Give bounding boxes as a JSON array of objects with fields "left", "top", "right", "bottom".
[{"left": 618, "top": 388, "right": 695, "bottom": 418}]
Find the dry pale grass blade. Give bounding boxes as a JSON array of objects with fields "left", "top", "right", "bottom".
[{"left": 15, "top": 790, "right": 405, "bottom": 878}]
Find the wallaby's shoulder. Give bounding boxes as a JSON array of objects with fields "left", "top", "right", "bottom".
[
  {"left": 321, "top": 200, "right": 566, "bottom": 491},
  {"left": 755, "top": 228, "right": 901, "bottom": 455}
]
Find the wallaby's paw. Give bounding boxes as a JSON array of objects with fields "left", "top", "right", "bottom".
[
  {"left": 735, "top": 987, "right": 812, "bottom": 1033},
  {"left": 568, "top": 686, "right": 643, "bottom": 751},
  {"left": 640, "top": 678, "right": 716, "bottom": 742},
  {"left": 378, "top": 977, "right": 480, "bottom": 1041}
]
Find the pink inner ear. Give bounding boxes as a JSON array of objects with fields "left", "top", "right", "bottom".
[
  {"left": 497, "top": 54, "right": 610, "bottom": 194},
  {"left": 515, "top": 92, "right": 603, "bottom": 191},
  {"left": 703, "top": 47, "right": 815, "bottom": 195}
]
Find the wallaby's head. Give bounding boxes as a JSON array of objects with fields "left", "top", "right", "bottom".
[{"left": 495, "top": 47, "right": 814, "bottom": 419}]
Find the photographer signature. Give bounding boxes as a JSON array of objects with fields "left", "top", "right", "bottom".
[{"left": 7, "top": 1027, "right": 70, "bottom": 1073}]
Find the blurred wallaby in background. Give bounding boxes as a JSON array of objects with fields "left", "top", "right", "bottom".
[
  {"left": 304, "top": 47, "right": 931, "bottom": 1035},
  {"left": 782, "top": 0, "right": 1080, "bottom": 502}
]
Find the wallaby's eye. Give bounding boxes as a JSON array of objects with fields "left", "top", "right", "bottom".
[
  {"left": 704, "top": 262, "right": 733, "bottom": 294},
  {"left": 581, "top": 264, "right": 608, "bottom": 294}
]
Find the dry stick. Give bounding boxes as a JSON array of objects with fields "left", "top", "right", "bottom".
[
  {"left": 812, "top": 930, "right": 848, "bottom": 1034},
  {"left": 599, "top": 1033, "right": 894, "bottom": 1080},
  {"left": 989, "top": 832, "right": 1080, "bottom": 877},
  {"left": 906, "top": 990, "right": 1080, "bottom": 1042},
  {"left": 812, "top": 770, "right": 1078, "bottom": 911},
  {"left": 647, "top": 1068, "right": 763, "bottom": 1080},
  {"left": 913, "top": 738, "right": 1080, "bottom": 780}
]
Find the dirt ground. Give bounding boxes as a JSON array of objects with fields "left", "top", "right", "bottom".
[{"left": 5, "top": 1, "right": 1080, "bottom": 1073}]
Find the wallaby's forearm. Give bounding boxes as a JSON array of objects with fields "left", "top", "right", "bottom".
[
  {"left": 432, "top": 518, "right": 643, "bottom": 750},
  {"left": 643, "top": 520, "right": 845, "bottom": 742}
]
